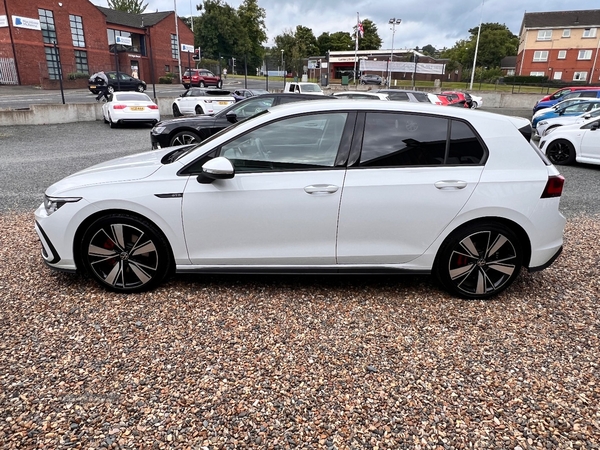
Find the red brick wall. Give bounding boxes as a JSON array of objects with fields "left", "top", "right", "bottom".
[
  {"left": 517, "top": 48, "right": 600, "bottom": 83},
  {"left": 147, "top": 14, "right": 194, "bottom": 81}
]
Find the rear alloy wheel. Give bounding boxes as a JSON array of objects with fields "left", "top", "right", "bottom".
[
  {"left": 172, "top": 104, "right": 182, "bottom": 117},
  {"left": 80, "top": 214, "right": 172, "bottom": 292},
  {"left": 169, "top": 130, "right": 201, "bottom": 146},
  {"left": 435, "top": 222, "right": 522, "bottom": 299},
  {"left": 199, "top": 81, "right": 206, "bottom": 87},
  {"left": 107, "top": 85, "right": 115, "bottom": 94},
  {"left": 195, "top": 105, "right": 204, "bottom": 115},
  {"left": 546, "top": 139, "right": 576, "bottom": 165},
  {"left": 136, "top": 84, "right": 145, "bottom": 92},
  {"left": 471, "top": 101, "right": 478, "bottom": 109}
]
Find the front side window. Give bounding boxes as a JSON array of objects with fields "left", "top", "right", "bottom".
[
  {"left": 578, "top": 50, "right": 592, "bottom": 60},
  {"left": 533, "top": 51, "right": 548, "bottom": 62},
  {"left": 74, "top": 50, "right": 88, "bottom": 73},
  {"left": 583, "top": 28, "right": 597, "bottom": 38},
  {"left": 557, "top": 50, "right": 567, "bottom": 59},
  {"left": 39, "top": 9, "right": 56, "bottom": 44},
  {"left": 171, "top": 34, "right": 178, "bottom": 59},
  {"left": 219, "top": 113, "right": 348, "bottom": 172},
  {"left": 70, "top": 15, "right": 85, "bottom": 47},
  {"left": 537, "top": 30, "right": 552, "bottom": 40}
]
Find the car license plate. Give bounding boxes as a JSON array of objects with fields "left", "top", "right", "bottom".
[
  {"left": 90, "top": 85, "right": 96, "bottom": 88},
  {"left": 218, "top": 101, "right": 230, "bottom": 105},
  {"left": 130, "top": 107, "right": 144, "bottom": 111}
]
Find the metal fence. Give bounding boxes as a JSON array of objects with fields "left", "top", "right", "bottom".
[{"left": 0, "top": 58, "right": 19, "bottom": 85}]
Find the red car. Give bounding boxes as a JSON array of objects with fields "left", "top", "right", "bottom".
[
  {"left": 441, "top": 91, "right": 472, "bottom": 108},
  {"left": 182, "top": 69, "right": 222, "bottom": 89}
]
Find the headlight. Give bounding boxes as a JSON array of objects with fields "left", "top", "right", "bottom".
[
  {"left": 538, "top": 121, "right": 548, "bottom": 126},
  {"left": 44, "top": 195, "right": 81, "bottom": 215},
  {"left": 543, "top": 127, "right": 557, "bottom": 136},
  {"left": 152, "top": 126, "right": 166, "bottom": 134}
]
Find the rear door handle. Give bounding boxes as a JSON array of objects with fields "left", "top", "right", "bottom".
[
  {"left": 434, "top": 180, "right": 468, "bottom": 190},
  {"left": 304, "top": 184, "right": 339, "bottom": 194}
]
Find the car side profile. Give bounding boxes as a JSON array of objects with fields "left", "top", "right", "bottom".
[
  {"left": 88, "top": 71, "right": 146, "bottom": 94},
  {"left": 36, "top": 101, "right": 565, "bottom": 299},
  {"left": 359, "top": 74, "right": 383, "bottom": 85},
  {"left": 538, "top": 116, "right": 600, "bottom": 166},
  {"left": 376, "top": 89, "right": 432, "bottom": 103},
  {"left": 333, "top": 92, "right": 389, "bottom": 100},
  {"left": 172, "top": 88, "right": 235, "bottom": 116},
  {"left": 533, "top": 89, "right": 600, "bottom": 113},
  {"left": 182, "top": 69, "right": 222, "bottom": 89}
]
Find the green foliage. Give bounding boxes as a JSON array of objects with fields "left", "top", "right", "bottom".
[
  {"left": 107, "top": 0, "right": 148, "bottom": 14},
  {"left": 502, "top": 75, "right": 550, "bottom": 84},
  {"left": 329, "top": 31, "right": 353, "bottom": 51},
  {"left": 421, "top": 44, "right": 437, "bottom": 57},
  {"left": 316, "top": 33, "right": 331, "bottom": 56},
  {"left": 67, "top": 72, "right": 90, "bottom": 80},
  {"left": 357, "top": 19, "right": 382, "bottom": 50},
  {"left": 237, "top": 0, "right": 267, "bottom": 74},
  {"left": 158, "top": 76, "right": 173, "bottom": 84}
]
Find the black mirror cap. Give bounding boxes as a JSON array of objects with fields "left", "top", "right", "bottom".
[{"left": 226, "top": 113, "right": 238, "bottom": 123}]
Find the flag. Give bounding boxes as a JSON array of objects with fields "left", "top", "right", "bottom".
[{"left": 358, "top": 21, "right": 364, "bottom": 38}]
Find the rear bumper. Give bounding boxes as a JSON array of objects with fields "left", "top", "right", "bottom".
[{"left": 529, "top": 245, "right": 562, "bottom": 272}]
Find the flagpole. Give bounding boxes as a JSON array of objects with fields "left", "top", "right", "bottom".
[{"left": 353, "top": 12, "right": 359, "bottom": 86}]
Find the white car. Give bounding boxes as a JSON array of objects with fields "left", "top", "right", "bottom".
[
  {"left": 35, "top": 100, "right": 565, "bottom": 299},
  {"left": 333, "top": 92, "right": 389, "bottom": 100},
  {"left": 172, "top": 88, "right": 235, "bottom": 116},
  {"left": 538, "top": 115, "right": 600, "bottom": 166},
  {"left": 536, "top": 108, "right": 600, "bottom": 137},
  {"left": 102, "top": 92, "right": 160, "bottom": 128},
  {"left": 283, "top": 82, "right": 325, "bottom": 95},
  {"left": 470, "top": 94, "right": 483, "bottom": 108},
  {"left": 532, "top": 97, "right": 594, "bottom": 120}
]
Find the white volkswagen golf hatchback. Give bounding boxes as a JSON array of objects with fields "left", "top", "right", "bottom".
[{"left": 35, "top": 101, "right": 566, "bottom": 299}]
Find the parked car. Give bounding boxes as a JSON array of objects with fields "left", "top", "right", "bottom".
[
  {"left": 101, "top": 92, "right": 159, "bottom": 128},
  {"left": 376, "top": 89, "right": 432, "bottom": 103},
  {"left": 283, "top": 82, "right": 325, "bottom": 95},
  {"left": 441, "top": 91, "right": 473, "bottom": 108},
  {"left": 536, "top": 108, "right": 600, "bottom": 138},
  {"left": 172, "top": 88, "right": 235, "bottom": 116},
  {"left": 533, "top": 88, "right": 600, "bottom": 113},
  {"left": 359, "top": 74, "right": 383, "bottom": 85},
  {"left": 333, "top": 91, "right": 389, "bottom": 100},
  {"left": 538, "top": 115, "right": 600, "bottom": 166},
  {"left": 531, "top": 100, "right": 600, "bottom": 133},
  {"left": 88, "top": 71, "right": 147, "bottom": 94},
  {"left": 151, "top": 93, "right": 337, "bottom": 149},
  {"left": 532, "top": 97, "right": 595, "bottom": 119},
  {"left": 534, "top": 86, "right": 600, "bottom": 111},
  {"left": 182, "top": 69, "right": 222, "bottom": 89},
  {"left": 36, "top": 100, "right": 565, "bottom": 299},
  {"left": 470, "top": 94, "right": 483, "bottom": 108},
  {"left": 232, "top": 89, "right": 270, "bottom": 102}
]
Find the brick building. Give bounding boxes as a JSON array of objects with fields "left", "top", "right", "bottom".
[
  {"left": 516, "top": 9, "right": 600, "bottom": 83},
  {"left": 0, "top": 0, "right": 193, "bottom": 87}
]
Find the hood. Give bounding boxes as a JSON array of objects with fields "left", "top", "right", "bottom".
[
  {"left": 45, "top": 147, "right": 179, "bottom": 196},
  {"left": 157, "top": 115, "right": 217, "bottom": 129}
]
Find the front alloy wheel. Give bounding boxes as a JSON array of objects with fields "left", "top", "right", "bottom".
[
  {"left": 435, "top": 223, "right": 522, "bottom": 299},
  {"left": 169, "top": 130, "right": 201, "bottom": 146},
  {"left": 546, "top": 139, "right": 576, "bottom": 165},
  {"left": 81, "top": 214, "right": 171, "bottom": 292}
]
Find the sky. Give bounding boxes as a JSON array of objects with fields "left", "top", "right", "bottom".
[{"left": 90, "top": 0, "right": 600, "bottom": 51}]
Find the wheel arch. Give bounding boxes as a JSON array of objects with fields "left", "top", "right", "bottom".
[{"left": 73, "top": 208, "right": 176, "bottom": 275}]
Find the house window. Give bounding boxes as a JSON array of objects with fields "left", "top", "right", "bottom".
[
  {"left": 44, "top": 46, "right": 61, "bottom": 80},
  {"left": 553, "top": 71, "right": 562, "bottom": 80},
  {"left": 578, "top": 50, "right": 592, "bottom": 60},
  {"left": 557, "top": 50, "right": 567, "bottom": 59},
  {"left": 74, "top": 50, "right": 88, "bottom": 73},
  {"left": 69, "top": 15, "right": 85, "bottom": 48},
  {"left": 573, "top": 72, "right": 588, "bottom": 81},
  {"left": 537, "top": 30, "right": 552, "bottom": 41},
  {"left": 507, "top": 69, "right": 515, "bottom": 76},
  {"left": 530, "top": 71, "right": 545, "bottom": 76},
  {"left": 582, "top": 28, "right": 597, "bottom": 38},
  {"left": 39, "top": 9, "right": 56, "bottom": 44},
  {"left": 562, "top": 29, "right": 571, "bottom": 38},
  {"left": 171, "top": 34, "right": 179, "bottom": 59},
  {"left": 533, "top": 51, "right": 548, "bottom": 62}
]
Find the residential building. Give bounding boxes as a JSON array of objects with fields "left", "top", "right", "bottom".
[
  {"left": 0, "top": 0, "right": 193, "bottom": 87},
  {"left": 516, "top": 9, "right": 600, "bottom": 83}
]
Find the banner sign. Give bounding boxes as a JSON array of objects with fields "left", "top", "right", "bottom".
[
  {"left": 359, "top": 59, "right": 444, "bottom": 75},
  {"left": 12, "top": 15, "right": 41, "bottom": 30},
  {"left": 115, "top": 35, "right": 132, "bottom": 45},
  {"left": 0, "top": 15, "right": 8, "bottom": 28},
  {"left": 181, "top": 44, "right": 194, "bottom": 53}
]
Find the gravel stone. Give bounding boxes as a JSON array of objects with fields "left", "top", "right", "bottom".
[{"left": 0, "top": 212, "right": 599, "bottom": 448}]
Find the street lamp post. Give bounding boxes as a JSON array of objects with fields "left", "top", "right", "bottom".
[
  {"left": 387, "top": 18, "right": 401, "bottom": 89},
  {"left": 469, "top": 0, "right": 484, "bottom": 90},
  {"left": 281, "top": 49, "right": 285, "bottom": 87}
]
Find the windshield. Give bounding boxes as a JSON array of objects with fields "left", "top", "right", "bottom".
[
  {"left": 300, "top": 84, "right": 322, "bottom": 92},
  {"left": 215, "top": 96, "right": 275, "bottom": 119}
]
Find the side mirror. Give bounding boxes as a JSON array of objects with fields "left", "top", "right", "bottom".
[
  {"left": 226, "top": 112, "right": 238, "bottom": 123},
  {"left": 197, "top": 156, "right": 234, "bottom": 183},
  {"left": 591, "top": 122, "right": 599, "bottom": 131},
  {"left": 583, "top": 114, "right": 591, "bottom": 119},
  {"left": 179, "top": 93, "right": 184, "bottom": 97}
]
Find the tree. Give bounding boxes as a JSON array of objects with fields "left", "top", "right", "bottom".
[
  {"left": 195, "top": 0, "right": 246, "bottom": 61},
  {"left": 421, "top": 44, "right": 437, "bottom": 57},
  {"left": 294, "top": 25, "right": 319, "bottom": 57},
  {"left": 316, "top": 33, "right": 332, "bottom": 56},
  {"left": 329, "top": 31, "right": 353, "bottom": 51},
  {"left": 237, "top": 0, "right": 268, "bottom": 74},
  {"left": 273, "top": 26, "right": 318, "bottom": 75},
  {"left": 357, "top": 19, "right": 382, "bottom": 50},
  {"left": 107, "top": 0, "right": 148, "bottom": 14}
]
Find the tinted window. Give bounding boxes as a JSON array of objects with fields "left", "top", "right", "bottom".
[
  {"left": 360, "top": 113, "right": 448, "bottom": 166},
  {"left": 580, "top": 91, "right": 600, "bottom": 98},
  {"left": 582, "top": 118, "right": 600, "bottom": 129},
  {"left": 447, "top": 120, "right": 485, "bottom": 164},
  {"left": 386, "top": 92, "right": 410, "bottom": 101},
  {"left": 219, "top": 113, "right": 348, "bottom": 172},
  {"left": 413, "top": 92, "right": 430, "bottom": 103}
]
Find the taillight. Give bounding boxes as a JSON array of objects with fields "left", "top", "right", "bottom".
[
  {"left": 112, "top": 104, "right": 127, "bottom": 109},
  {"left": 541, "top": 174, "right": 565, "bottom": 198},
  {"left": 147, "top": 105, "right": 158, "bottom": 109}
]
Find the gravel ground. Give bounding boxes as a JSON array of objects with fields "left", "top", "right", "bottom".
[{"left": 1, "top": 212, "right": 599, "bottom": 449}]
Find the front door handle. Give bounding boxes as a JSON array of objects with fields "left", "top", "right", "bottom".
[
  {"left": 304, "top": 184, "right": 339, "bottom": 194},
  {"left": 434, "top": 180, "right": 468, "bottom": 190}
]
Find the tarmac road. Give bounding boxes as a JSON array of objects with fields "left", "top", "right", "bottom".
[{"left": 0, "top": 108, "right": 598, "bottom": 217}]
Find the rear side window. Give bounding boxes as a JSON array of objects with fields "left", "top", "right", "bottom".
[
  {"left": 386, "top": 92, "right": 410, "bottom": 101},
  {"left": 359, "top": 112, "right": 485, "bottom": 167},
  {"left": 413, "top": 92, "right": 430, "bottom": 103},
  {"left": 580, "top": 91, "right": 600, "bottom": 98}
]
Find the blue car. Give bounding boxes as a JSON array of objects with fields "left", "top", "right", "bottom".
[
  {"left": 533, "top": 89, "right": 600, "bottom": 113},
  {"left": 532, "top": 100, "right": 600, "bottom": 131}
]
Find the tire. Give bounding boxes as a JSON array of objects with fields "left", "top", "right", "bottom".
[
  {"left": 195, "top": 105, "right": 204, "bottom": 115},
  {"left": 183, "top": 84, "right": 190, "bottom": 89},
  {"left": 172, "top": 104, "right": 182, "bottom": 117},
  {"left": 136, "top": 84, "right": 145, "bottom": 92},
  {"left": 434, "top": 222, "right": 523, "bottom": 299},
  {"left": 108, "top": 114, "right": 118, "bottom": 128},
  {"left": 471, "top": 101, "right": 478, "bottom": 109},
  {"left": 199, "top": 81, "right": 206, "bottom": 87},
  {"left": 169, "top": 130, "right": 201, "bottom": 147},
  {"left": 80, "top": 214, "right": 172, "bottom": 292},
  {"left": 217, "top": 80, "right": 223, "bottom": 89},
  {"left": 546, "top": 139, "right": 576, "bottom": 165},
  {"left": 91, "top": 90, "right": 99, "bottom": 95},
  {"left": 103, "top": 115, "right": 109, "bottom": 124},
  {"left": 107, "top": 85, "right": 115, "bottom": 94}
]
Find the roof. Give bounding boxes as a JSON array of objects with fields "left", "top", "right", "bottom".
[
  {"left": 522, "top": 9, "right": 600, "bottom": 30},
  {"left": 501, "top": 56, "right": 517, "bottom": 69},
  {"left": 95, "top": 6, "right": 172, "bottom": 29}
]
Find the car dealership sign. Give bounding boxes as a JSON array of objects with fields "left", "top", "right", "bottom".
[
  {"left": 0, "top": 15, "right": 8, "bottom": 28},
  {"left": 12, "top": 15, "right": 41, "bottom": 30}
]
